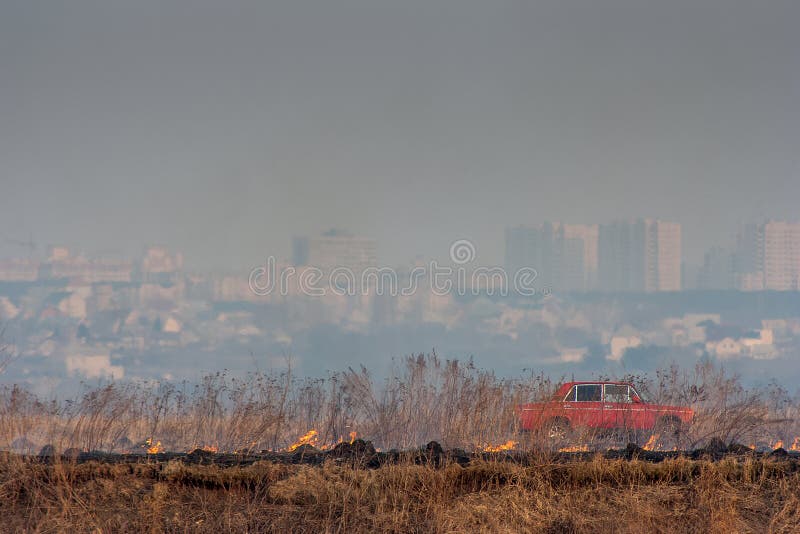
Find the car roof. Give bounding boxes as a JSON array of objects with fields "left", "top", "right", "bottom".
[{"left": 560, "top": 381, "right": 635, "bottom": 387}]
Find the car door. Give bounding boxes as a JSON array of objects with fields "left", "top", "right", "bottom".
[
  {"left": 572, "top": 384, "right": 603, "bottom": 428},
  {"left": 627, "top": 386, "right": 651, "bottom": 430},
  {"left": 602, "top": 384, "right": 634, "bottom": 430}
]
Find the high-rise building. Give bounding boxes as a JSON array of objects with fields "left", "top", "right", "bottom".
[
  {"left": 763, "top": 221, "right": 800, "bottom": 290},
  {"left": 598, "top": 220, "right": 646, "bottom": 292},
  {"left": 504, "top": 223, "right": 598, "bottom": 292},
  {"left": 733, "top": 223, "right": 763, "bottom": 290},
  {"left": 292, "top": 229, "right": 377, "bottom": 273},
  {"left": 648, "top": 220, "right": 682, "bottom": 292},
  {"left": 735, "top": 221, "right": 800, "bottom": 291},
  {"left": 505, "top": 224, "right": 556, "bottom": 290},
  {"left": 561, "top": 223, "right": 599, "bottom": 291},
  {"left": 598, "top": 219, "right": 681, "bottom": 292}
]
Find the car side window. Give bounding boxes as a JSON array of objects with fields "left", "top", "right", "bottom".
[
  {"left": 563, "top": 386, "right": 577, "bottom": 402},
  {"left": 604, "top": 384, "right": 631, "bottom": 403},
  {"left": 575, "top": 384, "right": 602, "bottom": 402}
]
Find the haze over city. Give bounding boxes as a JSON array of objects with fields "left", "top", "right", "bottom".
[
  {"left": 1, "top": 1, "right": 800, "bottom": 394},
  {"left": 5, "top": 5, "right": 800, "bottom": 531},
  {"left": 2, "top": 0, "right": 799, "bottom": 271}
]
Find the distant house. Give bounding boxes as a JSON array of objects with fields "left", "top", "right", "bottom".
[
  {"left": 705, "top": 337, "right": 744, "bottom": 358},
  {"left": 705, "top": 329, "right": 776, "bottom": 360}
]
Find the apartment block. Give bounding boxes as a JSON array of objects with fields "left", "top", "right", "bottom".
[
  {"left": 292, "top": 229, "right": 377, "bottom": 273},
  {"left": 736, "top": 221, "right": 800, "bottom": 291},
  {"left": 598, "top": 219, "right": 681, "bottom": 292},
  {"left": 505, "top": 222, "right": 599, "bottom": 292}
]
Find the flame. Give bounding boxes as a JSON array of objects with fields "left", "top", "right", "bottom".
[
  {"left": 318, "top": 431, "right": 358, "bottom": 450},
  {"left": 287, "top": 430, "right": 361, "bottom": 451},
  {"left": 146, "top": 439, "right": 163, "bottom": 454},
  {"left": 790, "top": 437, "right": 800, "bottom": 452},
  {"left": 288, "top": 429, "right": 318, "bottom": 451},
  {"left": 558, "top": 444, "right": 590, "bottom": 452},
  {"left": 484, "top": 440, "right": 517, "bottom": 452},
  {"left": 773, "top": 440, "right": 784, "bottom": 450},
  {"left": 199, "top": 445, "right": 218, "bottom": 453},
  {"left": 642, "top": 434, "right": 659, "bottom": 451}
]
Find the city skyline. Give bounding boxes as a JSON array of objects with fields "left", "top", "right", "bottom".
[
  {"left": 2, "top": 1, "right": 799, "bottom": 271},
  {"left": 4, "top": 217, "right": 800, "bottom": 293},
  {"left": 3, "top": 221, "right": 800, "bottom": 394},
  {"left": 2, "top": 0, "right": 799, "bottom": 391},
  {"left": 2, "top": 4, "right": 799, "bottom": 527}
]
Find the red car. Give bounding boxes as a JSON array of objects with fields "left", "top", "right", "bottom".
[{"left": 517, "top": 381, "right": 693, "bottom": 439}]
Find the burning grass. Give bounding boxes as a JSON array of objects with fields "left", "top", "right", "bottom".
[
  {"left": 3, "top": 356, "right": 798, "bottom": 456},
  {"left": 2, "top": 452, "right": 800, "bottom": 533},
  {"left": 2, "top": 355, "right": 800, "bottom": 531},
  {"left": 483, "top": 439, "right": 517, "bottom": 453}
]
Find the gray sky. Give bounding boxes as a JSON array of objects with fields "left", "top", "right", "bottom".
[{"left": 1, "top": 0, "right": 798, "bottom": 271}]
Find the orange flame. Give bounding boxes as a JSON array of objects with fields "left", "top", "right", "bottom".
[
  {"left": 558, "top": 444, "right": 590, "bottom": 452},
  {"left": 484, "top": 440, "right": 517, "bottom": 452},
  {"left": 349, "top": 431, "right": 357, "bottom": 444},
  {"left": 145, "top": 438, "right": 163, "bottom": 454},
  {"left": 288, "top": 429, "right": 318, "bottom": 451},
  {"left": 642, "top": 434, "right": 659, "bottom": 451},
  {"left": 773, "top": 440, "right": 784, "bottom": 450},
  {"left": 790, "top": 437, "right": 800, "bottom": 452}
]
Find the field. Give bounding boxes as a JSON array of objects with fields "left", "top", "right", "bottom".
[
  {"left": 2, "top": 355, "right": 800, "bottom": 532},
  {"left": 3, "top": 447, "right": 800, "bottom": 533}
]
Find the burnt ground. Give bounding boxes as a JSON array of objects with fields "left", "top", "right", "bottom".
[{"left": 13, "top": 438, "right": 800, "bottom": 469}]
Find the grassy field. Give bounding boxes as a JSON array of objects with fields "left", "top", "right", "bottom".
[
  {"left": 2, "top": 356, "right": 798, "bottom": 455},
  {"left": 2, "top": 452, "right": 800, "bottom": 533},
  {"left": 2, "top": 355, "right": 800, "bottom": 532}
]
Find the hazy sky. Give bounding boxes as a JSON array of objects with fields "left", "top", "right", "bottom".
[{"left": 1, "top": 0, "right": 798, "bottom": 271}]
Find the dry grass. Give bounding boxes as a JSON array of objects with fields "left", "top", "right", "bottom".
[
  {"left": 2, "top": 356, "right": 797, "bottom": 455},
  {"left": 0, "top": 354, "right": 560, "bottom": 454},
  {"left": 1, "top": 454, "right": 799, "bottom": 533},
  {"left": 2, "top": 356, "right": 799, "bottom": 532}
]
